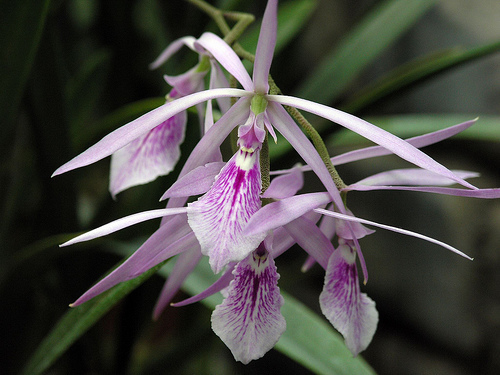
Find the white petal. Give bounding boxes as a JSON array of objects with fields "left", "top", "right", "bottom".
[
  {"left": 188, "top": 150, "right": 266, "bottom": 273},
  {"left": 211, "top": 248, "right": 286, "bottom": 364}
]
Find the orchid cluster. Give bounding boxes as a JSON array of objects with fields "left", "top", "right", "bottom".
[{"left": 53, "top": 0, "right": 500, "bottom": 364}]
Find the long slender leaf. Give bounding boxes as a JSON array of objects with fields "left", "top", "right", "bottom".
[
  {"left": 343, "top": 40, "right": 500, "bottom": 113},
  {"left": 0, "top": 0, "right": 50, "bottom": 132},
  {"left": 21, "top": 257, "right": 168, "bottom": 375},
  {"left": 294, "top": 0, "right": 436, "bottom": 104}
]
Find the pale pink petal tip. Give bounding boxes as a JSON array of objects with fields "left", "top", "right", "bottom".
[
  {"left": 320, "top": 245, "right": 378, "bottom": 356},
  {"left": 188, "top": 150, "right": 266, "bottom": 273},
  {"left": 211, "top": 246, "right": 286, "bottom": 364}
]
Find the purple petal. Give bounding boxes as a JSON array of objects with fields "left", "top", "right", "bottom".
[
  {"left": 211, "top": 247, "right": 286, "bottom": 364},
  {"left": 153, "top": 247, "right": 203, "bottom": 320},
  {"left": 335, "top": 208, "right": 375, "bottom": 241},
  {"left": 244, "top": 192, "right": 331, "bottom": 237},
  {"left": 172, "top": 263, "right": 236, "bottom": 307},
  {"left": 331, "top": 119, "right": 477, "bottom": 166},
  {"left": 53, "top": 89, "right": 250, "bottom": 177},
  {"left": 261, "top": 166, "right": 303, "bottom": 199},
  {"left": 164, "top": 68, "right": 207, "bottom": 96},
  {"left": 345, "top": 184, "right": 500, "bottom": 198},
  {"left": 252, "top": 0, "right": 278, "bottom": 93},
  {"left": 61, "top": 207, "right": 188, "bottom": 247},
  {"left": 70, "top": 214, "right": 191, "bottom": 306},
  {"left": 267, "top": 95, "right": 477, "bottom": 190},
  {"left": 195, "top": 32, "right": 254, "bottom": 91},
  {"left": 352, "top": 168, "right": 479, "bottom": 187},
  {"left": 149, "top": 36, "right": 197, "bottom": 70},
  {"left": 109, "top": 111, "right": 186, "bottom": 197},
  {"left": 283, "top": 215, "right": 333, "bottom": 270},
  {"left": 320, "top": 245, "right": 378, "bottom": 356},
  {"left": 315, "top": 208, "right": 473, "bottom": 260},
  {"left": 162, "top": 162, "right": 226, "bottom": 199},
  {"left": 188, "top": 150, "right": 266, "bottom": 273}
]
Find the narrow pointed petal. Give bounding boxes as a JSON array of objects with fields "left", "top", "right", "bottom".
[
  {"left": 188, "top": 150, "right": 266, "bottom": 273},
  {"left": 252, "top": 0, "right": 278, "bottom": 93},
  {"left": 172, "top": 263, "right": 236, "bottom": 307},
  {"left": 331, "top": 119, "right": 476, "bottom": 166},
  {"left": 314, "top": 208, "right": 473, "bottom": 260},
  {"left": 345, "top": 184, "right": 500, "bottom": 198},
  {"left": 52, "top": 89, "right": 249, "bottom": 177},
  {"left": 61, "top": 207, "right": 188, "bottom": 246},
  {"left": 320, "top": 245, "right": 378, "bottom": 356},
  {"left": 162, "top": 162, "right": 226, "bottom": 199},
  {"left": 149, "top": 36, "right": 196, "bottom": 70},
  {"left": 195, "top": 32, "right": 253, "bottom": 91},
  {"left": 284, "top": 216, "right": 333, "bottom": 270},
  {"left": 153, "top": 247, "right": 203, "bottom": 320},
  {"left": 261, "top": 167, "right": 303, "bottom": 199},
  {"left": 335, "top": 208, "right": 375, "bottom": 241},
  {"left": 211, "top": 248, "right": 286, "bottom": 364},
  {"left": 244, "top": 192, "right": 331, "bottom": 237},
  {"left": 267, "top": 95, "right": 477, "bottom": 190},
  {"left": 353, "top": 168, "right": 479, "bottom": 187},
  {"left": 109, "top": 111, "right": 186, "bottom": 197},
  {"left": 70, "top": 215, "right": 191, "bottom": 306}
]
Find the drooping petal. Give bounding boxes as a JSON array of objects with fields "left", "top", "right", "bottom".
[
  {"left": 267, "top": 95, "right": 477, "bottom": 190},
  {"left": 61, "top": 207, "right": 188, "bottom": 247},
  {"left": 153, "top": 247, "right": 203, "bottom": 320},
  {"left": 70, "top": 214, "right": 191, "bottom": 306},
  {"left": 344, "top": 184, "right": 500, "bottom": 198},
  {"left": 109, "top": 110, "right": 186, "bottom": 197},
  {"left": 172, "top": 263, "right": 236, "bottom": 307},
  {"left": 283, "top": 215, "right": 333, "bottom": 270},
  {"left": 162, "top": 162, "right": 226, "bottom": 199},
  {"left": 149, "top": 36, "right": 197, "bottom": 70},
  {"left": 335, "top": 208, "right": 375, "bottom": 241},
  {"left": 331, "top": 119, "right": 476, "bottom": 166},
  {"left": 188, "top": 150, "right": 266, "bottom": 273},
  {"left": 320, "top": 245, "right": 378, "bottom": 356},
  {"left": 53, "top": 88, "right": 250, "bottom": 177},
  {"left": 195, "top": 32, "right": 254, "bottom": 91},
  {"left": 261, "top": 166, "right": 303, "bottom": 199},
  {"left": 244, "top": 192, "right": 332, "bottom": 237},
  {"left": 352, "top": 168, "right": 479, "bottom": 187},
  {"left": 314, "top": 208, "right": 473, "bottom": 260},
  {"left": 252, "top": 0, "right": 278, "bottom": 93},
  {"left": 211, "top": 246, "right": 286, "bottom": 364}
]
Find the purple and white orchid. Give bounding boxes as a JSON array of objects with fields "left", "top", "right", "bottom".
[{"left": 53, "top": 0, "right": 500, "bottom": 365}]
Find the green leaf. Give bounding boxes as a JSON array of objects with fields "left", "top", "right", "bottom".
[
  {"left": 0, "top": 0, "right": 51, "bottom": 131},
  {"left": 21, "top": 257, "right": 167, "bottom": 375},
  {"left": 328, "top": 114, "right": 500, "bottom": 149},
  {"left": 294, "top": 0, "right": 436, "bottom": 103},
  {"left": 239, "top": 0, "right": 318, "bottom": 55},
  {"left": 342, "top": 40, "right": 500, "bottom": 113}
]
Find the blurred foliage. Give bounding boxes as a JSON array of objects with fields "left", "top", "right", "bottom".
[{"left": 1, "top": 0, "right": 500, "bottom": 374}]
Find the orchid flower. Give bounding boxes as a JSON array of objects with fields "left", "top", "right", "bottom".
[
  {"left": 52, "top": 0, "right": 500, "bottom": 364},
  {"left": 108, "top": 35, "right": 230, "bottom": 197}
]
